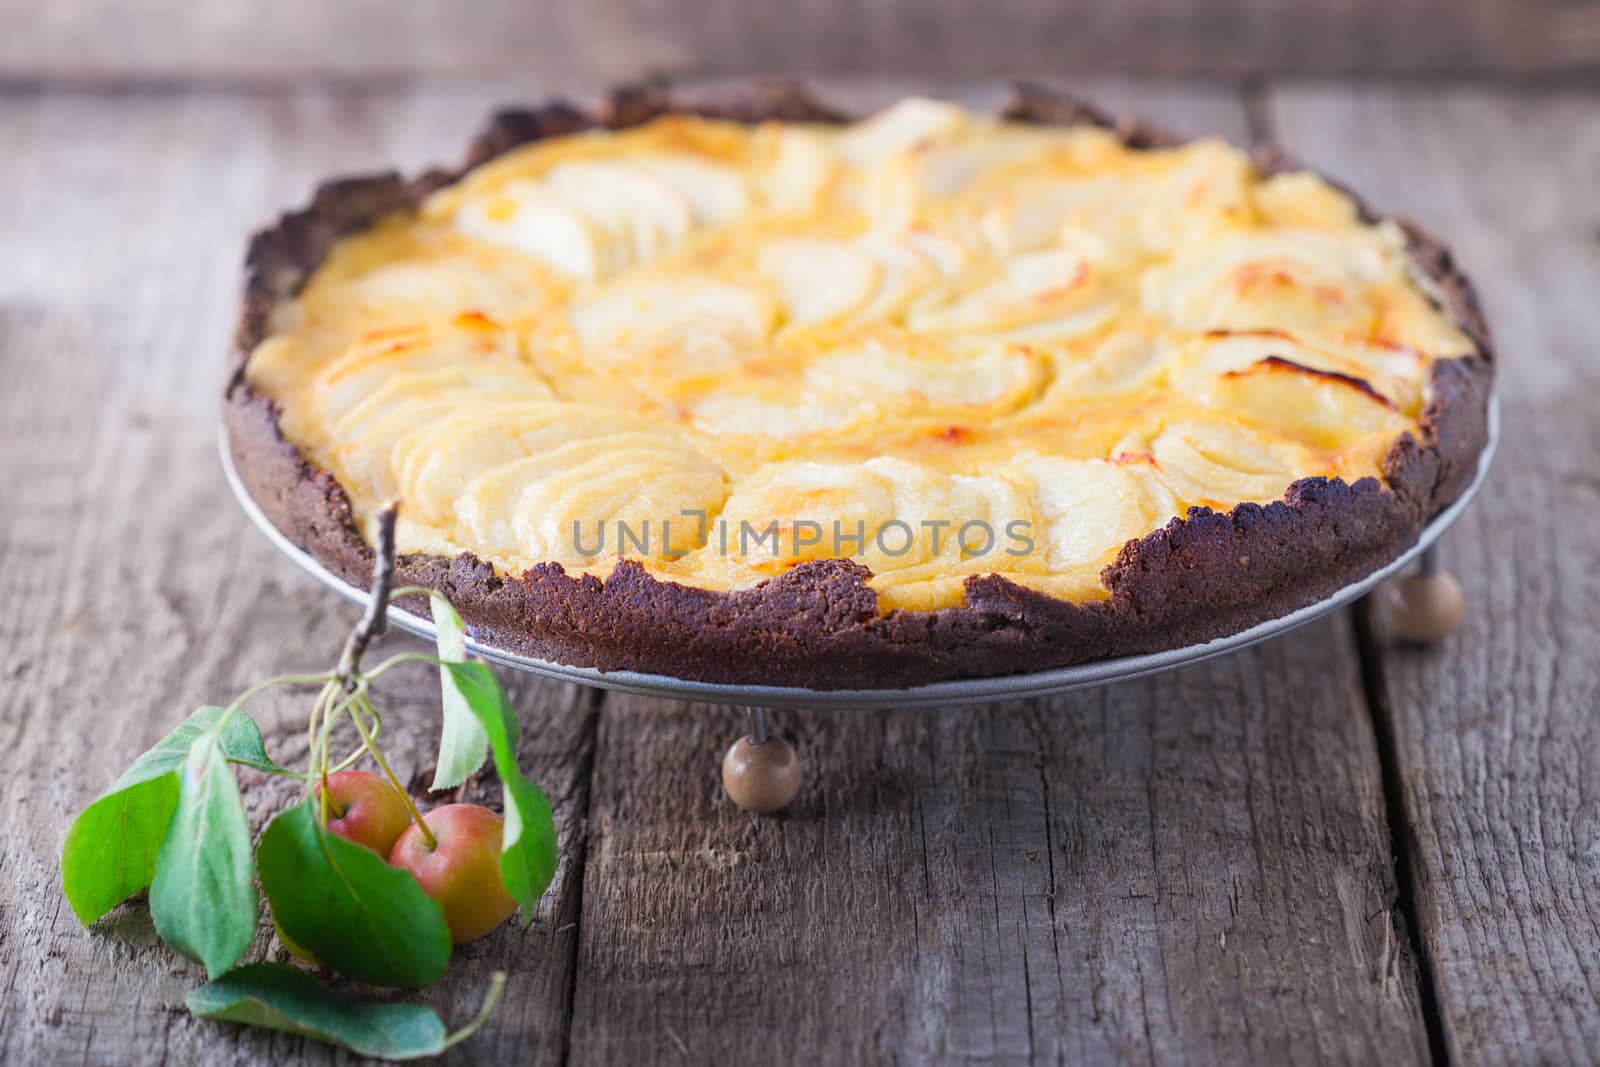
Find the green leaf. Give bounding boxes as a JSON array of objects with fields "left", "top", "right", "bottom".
[
  {"left": 61, "top": 705, "right": 284, "bottom": 925},
  {"left": 444, "top": 661, "right": 558, "bottom": 922},
  {"left": 150, "top": 734, "right": 258, "bottom": 977},
  {"left": 257, "top": 800, "right": 451, "bottom": 988},
  {"left": 61, "top": 775, "right": 179, "bottom": 924},
  {"left": 429, "top": 592, "right": 489, "bottom": 792},
  {"left": 114, "top": 705, "right": 290, "bottom": 787},
  {"left": 187, "top": 964, "right": 444, "bottom": 1060},
  {"left": 188, "top": 964, "right": 507, "bottom": 1060}
]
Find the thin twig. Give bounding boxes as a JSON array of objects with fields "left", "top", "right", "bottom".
[{"left": 336, "top": 501, "right": 399, "bottom": 693}]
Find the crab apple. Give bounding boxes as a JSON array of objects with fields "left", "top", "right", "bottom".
[
  {"left": 388, "top": 804, "right": 517, "bottom": 944},
  {"left": 315, "top": 770, "right": 412, "bottom": 858}
]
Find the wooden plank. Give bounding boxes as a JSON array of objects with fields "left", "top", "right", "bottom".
[
  {"left": 1268, "top": 84, "right": 1600, "bottom": 1063},
  {"left": 562, "top": 78, "right": 1430, "bottom": 1067},
  {"left": 569, "top": 619, "right": 1430, "bottom": 1065},
  {"left": 3, "top": 0, "right": 1597, "bottom": 84},
  {"left": 0, "top": 89, "right": 598, "bottom": 1065}
]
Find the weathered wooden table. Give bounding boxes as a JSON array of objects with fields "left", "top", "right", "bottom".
[{"left": 1, "top": 75, "right": 1595, "bottom": 1065}]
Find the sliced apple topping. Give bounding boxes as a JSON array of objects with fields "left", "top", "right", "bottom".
[
  {"left": 863, "top": 129, "right": 1062, "bottom": 224},
  {"left": 757, "top": 239, "right": 881, "bottom": 329},
  {"left": 252, "top": 103, "right": 1480, "bottom": 610},
  {"left": 806, "top": 336, "right": 1047, "bottom": 413},
  {"left": 568, "top": 276, "right": 776, "bottom": 370},
  {"left": 454, "top": 154, "right": 746, "bottom": 281},
  {"left": 1174, "top": 330, "right": 1426, "bottom": 414},
  {"left": 1053, "top": 328, "right": 1175, "bottom": 397},
  {"left": 847, "top": 231, "right": 941, "bottom": 325},
  {"left": 759, "top": 127, "right": 841, "bottom": 215},
  {"left": 1017, "top": 455, "right": 1183, "bottom": 571},
  {"left": 1116, "top": 417, "right": 1314, "bottom": 507},
  {"left": 632, "top": 155, "right": 750, "bottom": 225},
  {"left": 710, "top": 460, "right": 897, "bottom": 572},
  {"left": 455, "top": 180, "right": 611, "bottom": 281},
  {"left": 310, "top": 255, "right": 552, "bottom": 328},
  {"left": 701, "top": 456, "right": 1039, "bottom": 582},
  {"left": 834, "top": 98, "right": 970, "bottom": 169},
  {"left": 1141, "top": 229, "right": 1389, "bottom": 335},
  {"left": 908, "top": 249, "right": 1117, "bottom": 341},
  {"left": 976, "top": 176, "right": 1118, "bottom": 257},
  {"left": 391, "top": 403, "right": 671, "bottom": 528},
  {"left": 1207, "top": 357, "right": 1411, "bottom": 448},
  {"left": 543, "top": 161, "right": 693, "bottom": 267},
  {"left": 310, "top": 315, "right": 536, "bottom": 427},
  {"left": 686, "top": 377, "right": 862, "bottom": 440},
  {"left": 331, "top": 368, "right": 554, "bottom": 503},
  {"left": 454, "top": 431, "right": 726, "bottom": 567}
]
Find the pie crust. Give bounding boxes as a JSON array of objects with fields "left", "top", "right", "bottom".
[{"left": 225, "top": 83, "right": 1493, "bottom": 689}]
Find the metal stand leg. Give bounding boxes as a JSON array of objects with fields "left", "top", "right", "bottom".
[
  {"left": 746, "top": 705, "right": 769, "bottom": 746},
  {"left": 1386, "top": 544, "right": 1464, "bottom": 644},
  {"left": 722, "top": 706, "right": 802, "bottom": 814}
]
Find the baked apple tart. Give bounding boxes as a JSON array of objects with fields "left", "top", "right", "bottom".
[{"left": 226, "top": 83, "right": 1492, "bottom": 688}]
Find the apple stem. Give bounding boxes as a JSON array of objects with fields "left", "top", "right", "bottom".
[
  {"left": 438, "top": 972, "right": 508, "bottom": 1052},
  {"left": 336, "top": 501, "right": 399, "bottom": 694},
  {"left": 303, "top": 680, "right": 339, "bottom": 804},
  {"left": 349, "top": 691, "right": 437, "bottom": 850},
  {"left": 318, "top": 768, "right": 349, "bottom": 820}
]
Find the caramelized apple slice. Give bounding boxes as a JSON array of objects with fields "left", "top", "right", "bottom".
[
  {"left": 1173, "top": 329, "right": 1425, "bottom": 414},
  {"left": 1208, "top": 356, "right": 1411, "bottom": 448}
]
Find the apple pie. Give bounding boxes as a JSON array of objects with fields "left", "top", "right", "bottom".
[{"left": 225, "top": 83, "right": 1493, "bottom": 688}]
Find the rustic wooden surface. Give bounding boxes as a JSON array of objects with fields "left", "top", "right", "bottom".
[
  {"left": 5, "top": 0, "right": 1599, "bottom": 82},
  {"left": 1270, "top": 85, "right": 1600, "bottom": 1065},
  {"left": 0, "top": 74, "right": 1594, "bottom": 1066}
]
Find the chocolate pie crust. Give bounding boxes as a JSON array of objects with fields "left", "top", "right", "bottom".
[{"left": 224, "top": 82, "right": 1493, "bottom": 690}]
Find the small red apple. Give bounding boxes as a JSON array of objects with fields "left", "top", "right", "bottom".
[
  {"left": 315, "top": 770, "right": 412, "bottom": 858},
  {"left": 388, "top": 804, "right": 517, "bottom": 944}
]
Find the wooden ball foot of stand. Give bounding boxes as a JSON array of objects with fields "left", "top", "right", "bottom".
[
  {"left": 1384, "top": 546, "right": 1465, "bottom": 644},
  {"left": 722, "top": 707, "right": 802, "bottom": 814}
]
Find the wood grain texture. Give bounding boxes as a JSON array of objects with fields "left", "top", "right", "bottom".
[
  {"left": 570, "top": 618, "right": 1428, "bottom": 1066},
  {"left": 5, "top": 0, "right": 1597, "bottom": 83},
  {"left": 1269, "top": 85, "right": 1600, "bottom": 1064},
  {"left": 0, "top": 89, "right": 600, "bottom": 1066}
]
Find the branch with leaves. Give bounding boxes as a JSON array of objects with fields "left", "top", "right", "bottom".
[{"left": 60, "top": 503, "right": 557, "bottom": 1060}]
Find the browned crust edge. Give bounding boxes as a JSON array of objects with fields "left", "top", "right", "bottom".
[{"left": 223, "top": 80, "right": 1495, "bottom": 690}]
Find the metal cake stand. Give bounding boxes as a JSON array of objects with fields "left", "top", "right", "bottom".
[{"left": 220, "top": 394, "right": 1497, "bottom": 809}]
